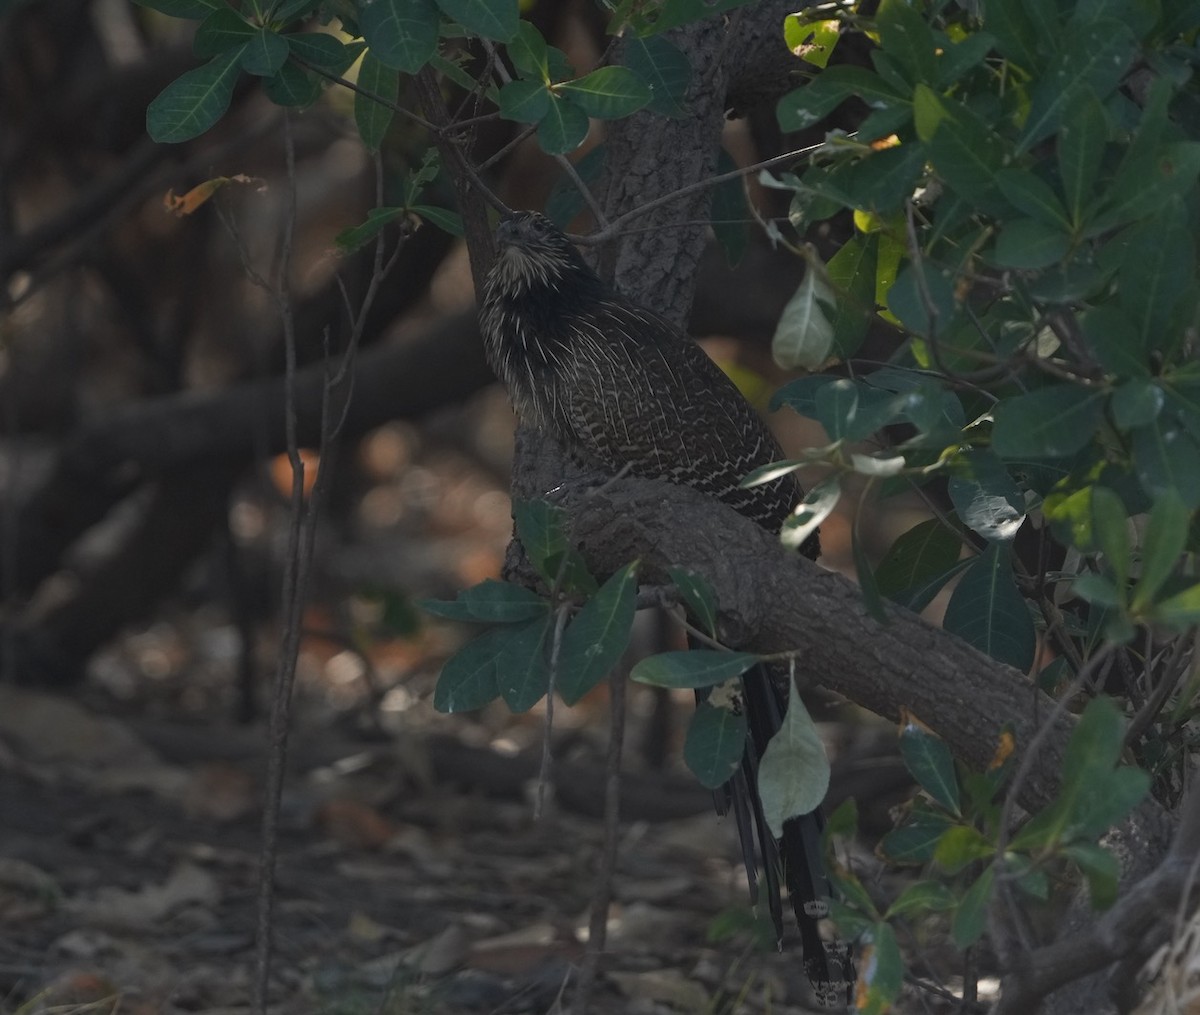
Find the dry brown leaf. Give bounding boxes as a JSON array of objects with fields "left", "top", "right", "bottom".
[{"left": 163, "top": 174, "right": 265, "bottom": 216}]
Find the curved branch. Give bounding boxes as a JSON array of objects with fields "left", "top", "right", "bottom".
[
  {"left": 551, "top": 472, "right": 1118, "bottom": 819},
  {"left": 995, "top": 782, "right": 1200, "bottom": 1014}
]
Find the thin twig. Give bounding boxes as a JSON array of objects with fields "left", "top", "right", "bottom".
[
  {"left": 478, "top": 38, "right": 609, "bottom": 229},
  {"left": 575, "top": 140, "right": 830, "bottom": 246},
  {"left": 476, "top": 123, "right": 538, "bottom": 173},
  {"left": 988, "top": 645, "right": 1115, "bottom": 971},
  {"left": 251, "top": 132, "right": 404, "bottom": 1015},
  {"left": 536, "top": 602, "right": 572, "bottom": 820},
  {"left": 290, "top": 54, "right": 438, "bottom": 133},
  {"left": 571, "top": 666, "right": 627, "bottom": 1015},
  {"left": 1124, "top": 633, "right": 1194, "bottom": 752},
  {"left": 253, "top": 110, "right": 302, "bottom": 1015}
]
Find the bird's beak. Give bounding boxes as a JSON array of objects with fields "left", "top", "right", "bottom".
[{"left": 495, "top": 217, "right": 520, "bottom": 246}]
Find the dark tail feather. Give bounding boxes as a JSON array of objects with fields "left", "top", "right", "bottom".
[{"left": 723, "top": 662, "right": 854, "bottom": 1007}]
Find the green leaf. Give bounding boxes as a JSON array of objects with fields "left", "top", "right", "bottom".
[
  {"left": 1153, "top": 582, "right": 1200, "bottom": 628},
  {"left": 1061, "top": 764, "right": 1151, "bottom": 842},
  {"left": 1091, "top": 143, "right": 1200, "bottom": 234},
  {"left": 287, "top": 33, "right": 360, "bottom": 73},
  {"left": 784, "top": 15, "right": 840, "bottom": 69},
  {"left": 537, "top": 93, "right": 590, "bottom": 155},
  {"left": 242, "top": 28, "right": 290, "bottom": 76},
  {"left": 1058, "top": 90, "right": 1108, "bottom": 226},
  {"left": 933, "top": 824, "right": 994, "bottom": 874},
  {"left": 558, "top": 66, "right": 651, "bottom": 119},
  {"left": 1112, "top": 380, "right": 1165, "bottom": 430},
  {"left": 899, "top": 720, "right": 960, "bottom": 815},
  {"left": 880, "top": 810, "right": 954, "bottom": 863},
  {"left": 193, "top": 7, "right": 255, "bottom": 57},
  {"left": 948, "top": 450, "right": 1026, "bottom": 542},
  {"left": 355, "top": 51, "right": 398, "bottom": 150},
  {"left": 1117, "top": 205, "right": 1196, "bottom": 351},
  {"left": 769, "top": 375, "right": 833, "bottom": 417},
  {"left": 758, "top": 677, "right": 831, "bottom": 837},
  {"left": 1070, "top": 0, "right": 1161, "bottom": 36},
  {"left": 1064, "top": 695, "right": 1122, "bottom": 796},
  {"left": 991, "top": 386, "right": 1106, "bottom": 459},
  {"left": 1133, "top": 422, "right": 1200, "bottom": 509},
  {"left": 334, "top": 206, "right": 406, "bottom": 254},
  {"left": 146, "top": 47, "right": 245, "bottom": 143},
  {"left": 513, "top": 499, "right": 568, "bottom": 581},
  {"left": 876, "top": 0, "right": 937, "bottom": 84},
  {"left": 497, "top": 615, "right": 552, "bottom": 712},
  {"left": 262, "top": 60, "right": 322, "bottom": 106},
  {"left": 1132, "top": 494, "right": 1188, "bottom": 613},
  {"left": 1017, "top": 20, "right": 1137, "bottom": 152},
  {"left": 433, "top": 0, "right": 517, "bottom": 41},
  {"left": 271, "top": 0, "right": 318, "bottom": 26},
  {"left": 133, "top": 0, "right": 220, "bottom": 18},
  {"left": 996, "top": 169, "right": 1070, "bottom": 228},
  {"left": 833, "top": 144, "right": 925, "bottom": 215},
  {"left": 859, "top": 922, "right": 904, "bottom": 1015},
  {"left": 631, "top": 651, "right": 759, "bottom": 689},
  {"left": 776, "top": 66, "right": 904, "bottom": 133},
  {"left": 875, "top": 518, "right": 964, "bottom": 610},
  {"left": 558, "top": 562, "right": 638, "bottom": 705},
  {"left": 943, "top": 542, "right": 1036, "bottom": 671},
  {"left": 361, "top": 0, "right": 439, "bottom": 73},
  {"left": 917, "top": 86, "right": 1007, "bottom": 205},
  {"left": 1091, "top": 485, "right": 1131, "bottom": 588},
  {"left": 1007, "top": 854, "right": 1050, "bottom": 900},
  {"left": 827, "top": 233, "right": 878, "bottom": 360},
  {"left": 684, "top": 698, "right": 747, "bottom": 789},
  {"left": 498, "top": 79, "right": 550, "bottom": 123},
  {"left": 1064, "top": 842, "right": 1120, "bottom": 909},
  {"left": 410, "top": 204, "right": 464, "bottom": 236},
  {"left": 952, "top": 865, "right": 995, "bottom": 949},
  {"left": 993, "top": 217, "right": 1071, "bottom": 270},
  {"left": 781, "top": 475, "right": 841, "bottom": 551},
  {"left": 1074, "top": 572, "right": 1124, "bottom": 609},
  {"left": 668, "top": 567, "right": 719, "bottom": 640},
  {"left": 507, "top": 21, "right": 547, "bottom": 76},
  {"left": 623, "top": 34, "right": 690, "bottom": 118},
  {"left": 433, "top": 626, "right": 508, "bottom": 712},
  {"left": 887, "top": 262, "right": 957, "bottom": 339},
  {"left": 1080, "top": 306, "right": 1147, "bottom": 377},
  {"left": 885, "top": 880, "right": 957, "bottom": 919},
  {"left": 985, "top": 0, "right": 1040, "bottom": 69},
  {"left": 937, "top": 31, "right": 996, "bottom": 86},
  {"left": 772, "top": 255, "right": 836, "bottom": 370},
  {"left": 421, "top": 579, "right": 548, "bottom": 623}
]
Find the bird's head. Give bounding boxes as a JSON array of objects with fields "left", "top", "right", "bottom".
[{"left": 487, "top": 211, "right": 597, "bottom": 297}]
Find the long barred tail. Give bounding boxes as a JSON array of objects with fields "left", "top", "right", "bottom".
[{"left": 711, "top": 662, "right": 854, "bottom": 1008}]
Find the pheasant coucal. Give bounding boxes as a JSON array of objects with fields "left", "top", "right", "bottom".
[{"left": 479, "top": 211, "right": 850, "bottom": 1005}]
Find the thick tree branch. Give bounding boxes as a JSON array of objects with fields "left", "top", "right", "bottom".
[
  {"left": 546, "top": 471, "right": 1159, "bottom": 824},
  {"left": 12, "top": 310, "right": 492, "bottom": 595}
]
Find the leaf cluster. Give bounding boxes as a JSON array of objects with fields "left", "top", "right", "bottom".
[
  {"left": 828, "top": 699, "right": 1149, "bottom": 1013},
  {"left": 424, "top": 502, "right": 831, "bottom": 837},
  {"left": 762, "top": 0, "right": 1200, "bottom": 680}
]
